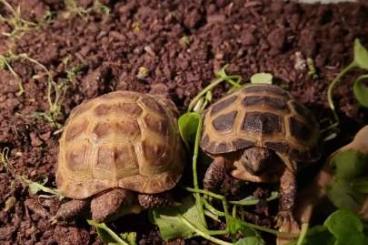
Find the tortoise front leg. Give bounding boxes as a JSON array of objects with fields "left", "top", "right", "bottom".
[
  {"left": 138, "top": 192, "right": 174, "bottom": 209},
  {"left": 90, "top": 188, "right": 135, "bottom": 222},
  {"left": 203, "top": 156, "right": 226, "bottom": 191},
  {"left": 276, "top": 166, "right": 300, "bottom": 243}
]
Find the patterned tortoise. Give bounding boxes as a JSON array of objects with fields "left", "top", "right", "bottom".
[
  {"left": 200, "top": 83, "right": 320, "bottom": 230},
  {"left": 55, "top": 91, "right": 185, "bottom": 222}
]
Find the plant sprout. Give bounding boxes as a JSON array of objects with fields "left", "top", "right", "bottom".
[
  {"left": 63, "top": 0, "right": 110, "bottom": 19},
  {"left": 327, "top": 39, "right": 368, "bottom": 128},
  {"left": 0, "top": 0, "right": 38, "bottom": 38},
  {"left": 0, "top": 147, "right": 63, "bottom": 199},
  {"left": 0, "top": 52, "right": 26, "bottom": 96}
]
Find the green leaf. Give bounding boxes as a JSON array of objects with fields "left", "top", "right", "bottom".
[
  {"left": 330, "top": 149, "right": 368, "bottom": 180},
  {"left": 235, "top": 236, "right": 265, "bottom": 245},
  {"left": 229, "top": 191, "right": 278, "bottom": 206},
  {"left": 352, "top": 178, "right": 368, "bottom": 193},
  {"left": 119, "top": 232, "right": 137, "bottom": 245},
  {"left": 87, "top": 220, "right": 129, "bottom": 245},
  {"left": 354, "top": 39, "right": 368, "bottom": 70},
  {"left": 178, "top": 112, "right": 201, "bottom": 147},
  {"left": 326, "top": 178, "right": 363, "bottom": 211},
  {"left": 324, "top": 209, "right": 365, "bottom": 244},
  {"left": 21, "top": 176, "right": 63, "bottom": 199},
  {"left": 353, "top": 74, "right": 368, "bottom": 108},
  {"left": 149, "top": 196, "right": 206, "bottom": 240},
  {"left": 250, "top": 73, "right": 273, "bottom": 84},
  {"left": 289, "top": 226, "right": 335, "bottom": 245}
]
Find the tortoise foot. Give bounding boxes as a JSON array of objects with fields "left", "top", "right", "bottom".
[{"left": 91, "top": 189, "right": 134, "bottom": 222}]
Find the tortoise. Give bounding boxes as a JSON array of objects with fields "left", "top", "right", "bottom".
[
  {"left": 55, "top": 90, "right": 185, "bottom": 222},
  {"left": 200, "top": 83, "right": 320, "bottom": 230}
]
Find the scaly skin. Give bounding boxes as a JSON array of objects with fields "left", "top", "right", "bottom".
[
  {"left": 55, "top": 188, "right": 174, "bottom": 222},
  {"left": 203, "top": 156, "right": 226, "bottom": 191},
  {"left": 276, "top": 166, "right": 300, "bottom": 245}
]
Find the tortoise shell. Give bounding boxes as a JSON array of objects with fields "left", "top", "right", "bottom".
[
  {"left": 56, "top": 91, "right": 185, "bottom": 199},
  {"left": 201, "top": 84, "right": 320, "bottom": 169}
]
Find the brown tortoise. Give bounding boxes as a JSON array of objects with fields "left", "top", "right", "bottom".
[
  {"left": 200, "top": 83, "right": 320, "bottom": 230},
  {"left": 55, "top": 91, "right": 185, "bottom": 222}
]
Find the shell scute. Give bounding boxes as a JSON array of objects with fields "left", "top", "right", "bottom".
[
  {"left": 288, "top": 116, "right": 312, "bottom": 141},
  {"left": 143, "top": 114, "right": 169, "bottom": 136},
  {"left": 242, "top": 96, "right": 289, "bottom": 112},
  {"left": 65, "top": 119, "right": 89, "bottom": 142},
  {"left": 242, "top": 112, "right": 282, "bottom": 135},
  {"left": 212, "top": 111, "right": 237, "bottom": 132},
  {"left": 210, "top": 95, "right": 237, "bottom": 115}
]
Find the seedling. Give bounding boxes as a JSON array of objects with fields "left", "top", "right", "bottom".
[
  {"left": 0, "top": 50, "right": 70, "bottom": 127},
  {"left": 0, "top": 52, "right": 25, "bottom": 96},
  {"left": 0, "top": 147, "right": 11, "bottom": 171},
  {"left": 306, "top": 58, "right": 318, "bottom": 79},
  {"left": 64, "top": 0, "right": 89, "bottom": 18},
  {"left": 0, "top": 147, "right": 63, "bottom": 200},
  {"left": 0, "top": 0, "right": 38, "bottom": 38},
  {"left": 327, "top": 39, "right": 368, "bottom": 128},
  {"left": 63, "top": 0, "right": 110, "bottom": 19}
]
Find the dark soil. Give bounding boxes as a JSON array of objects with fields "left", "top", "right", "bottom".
[{"left": 0, "top": 0, "right": 368, "bottom": 244}]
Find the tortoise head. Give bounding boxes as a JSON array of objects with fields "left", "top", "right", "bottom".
[{"left": 239, "top": 147, "right": 272, "bottom": 175}]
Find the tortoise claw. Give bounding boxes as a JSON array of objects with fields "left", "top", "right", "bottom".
[
  {"left": 275, "top": 211, "right": 300, "bottom": 245},
  {"left": 276, "top": 210, "right": 299, "bottom": 232}
]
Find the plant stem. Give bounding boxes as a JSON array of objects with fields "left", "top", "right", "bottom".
[
  {"left": 296, "top": 223, "right": 309, "bottom": 245},
  {"left": 188, "top": 77, "right": 223, "bottom": 112},
  {"left": 192, "top": 116, "right": 207, "bottom": 227},
  {"left": 207, "top": 230, "right": 229, "bottom": 236},
  {"left": 229, "top": 191, "right": 279, "bottom": 206},
  {"left": 3, "top": 59, "right": 24, "bottom": 96},
  {"left": 327, "top": 61, "right": 356, "bottom": 124},
  {"left": 185, "top": 187, "right": 230, "bottom": 227},
  {"left": 179, "top": 216, "right": 232, "bottom": 245},
  {"left": 204, "top": 210, "right": 221, "bottom": 222},
  {"left": 185, "top": 187, "right": 225, "bottom": 200},
  {"left": 203, "top": 198, "right": 225, "bottom": 216},
  {"left": 88, "top": 220, "right": 129, "bottom": 245}
]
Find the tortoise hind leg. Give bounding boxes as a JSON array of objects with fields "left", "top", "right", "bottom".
[
  {"left": 55, "top": 199, "right": 89, "bottom": 221},
  {"left": 138, "top": 192, "right": 174, "bottom": 209},
  {"left": 203, "top": 156, "right": 226, "bottom": 191},
  {"left": 90, "top": 188, "right": 135, "bottom": 222}
]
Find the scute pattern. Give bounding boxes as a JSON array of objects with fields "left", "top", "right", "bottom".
[
  {"left": 201, "top": 84, "right": 319, "bottom": 168},
  {"left": 57, "top": 91, "right": 185, "bottom": 199},
  {"left": 242, "top": 96, "right": 288, "bottom": 111},
  {"left": 242, "top": 112, "right": 282, "bottom": 135},
  {"left": 212, "top": 111, "right": 237, "bottom": 132}
]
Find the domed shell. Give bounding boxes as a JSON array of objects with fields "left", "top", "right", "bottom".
[
  {"left": 56, "top": 91, "right": 185, "bottom": 199},
  {"left": 201, "top": 84, "right": 320, "bottom": 169}
]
